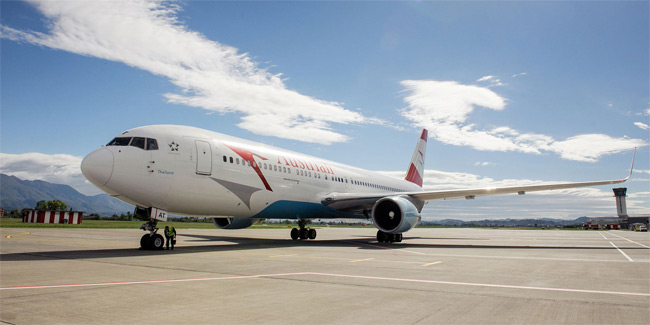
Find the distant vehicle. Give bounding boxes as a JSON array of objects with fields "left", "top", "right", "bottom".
[
  {"left": 81, "top": 125, "right": 634, "bottom": 249},
  {"left": 632, "top": 223, "right": 648, "bottom": 232}
]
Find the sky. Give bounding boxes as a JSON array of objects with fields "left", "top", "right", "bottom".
[{"left": 1, "top": 0, "right": 648, "bottom": 220}]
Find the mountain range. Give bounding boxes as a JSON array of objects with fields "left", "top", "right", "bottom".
[{"left": 0, "top": 174, "right": 132, "bottom": 215}]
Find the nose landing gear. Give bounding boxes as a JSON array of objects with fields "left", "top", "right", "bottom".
[
  {"left": 139, "top": 219, "right": 164, "bottom": 250},
  {"left": 290, "top": 219, "right": 317, "bottom": 240}
]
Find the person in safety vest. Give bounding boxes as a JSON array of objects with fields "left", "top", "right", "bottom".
[{"left": 164, "top": 226, "right": 176, "bottom": 250}]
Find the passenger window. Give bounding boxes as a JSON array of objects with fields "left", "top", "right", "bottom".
[
  {"left": 274, "top": 165, "right": 277, "bottom": 172},
  {"left": 130, "top": 137, "right": 145, "bottom": 149},
  {"left": 146, "top": 138, "right": 158, "bottom": 150},
  {"left": 229, "top": 157, "right": 233, "bottom": 163},
  {"left": 236, "top": 158, "right": 240, "bottom": 165},
  {"left": 107, "top": 137, "right": 132, "bottom": 146},
  {"left": 223, "top": 156, "right": 227, "bottom": 162}
]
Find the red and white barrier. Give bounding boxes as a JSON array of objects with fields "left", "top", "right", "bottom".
[{"left": 23, "top": 210, "right": 83, "bottom": 224}]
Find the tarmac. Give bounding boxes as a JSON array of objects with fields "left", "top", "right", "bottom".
[{"left": 1, "top": 226, "right": 649, "bottom": 324}]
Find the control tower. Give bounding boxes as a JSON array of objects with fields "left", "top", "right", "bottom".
[{"left": 613, "top": 187, "right": 628, "bottom": 227}]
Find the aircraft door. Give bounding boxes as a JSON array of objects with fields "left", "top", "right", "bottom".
[{"left": 195, "top": 140, "right": 212, "bottom": 175}]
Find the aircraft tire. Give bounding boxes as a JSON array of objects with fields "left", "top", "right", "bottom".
[
  {"left": 308, "top": 228, "right": 317, "bottom": 240},
  {"left": 291, "top": 228, "right": 299, "bottom": 240},
  {"left": 299, "top": 228, "right": 309, "bottom": 240},
  {"left": 377, "top": 230, "right": 386, "bottom": 243},
  {"left": 151, "top": 234, "right": 165, "bottom": 250},
  {"left": 140, "top": 234, "right": 152, "bottom": 250}
]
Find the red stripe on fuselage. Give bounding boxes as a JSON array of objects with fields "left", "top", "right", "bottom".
[{"left": 224, "top": 144, "right": 273, "bottom": 192}]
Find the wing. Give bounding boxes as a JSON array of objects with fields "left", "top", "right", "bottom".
[{"left": 322, "top": 153, "right": 635, "bottom": 212}]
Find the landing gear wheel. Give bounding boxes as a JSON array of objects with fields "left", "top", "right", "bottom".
[
  {"left": 299, "top": 228, "right": 309, "bottom": 240},
  {"left": 140, "top": 234, "right": 152, "bottom": 249},
  {"left": 377, "top": 231, "right": 402, "bottom": 243},
  {"left": 290, "top": 219, "right": 316, "bottom": 240},
  {"left": 151, "top": 234, "right": 164, "bottom": 250},
  {"left": 377, "top": 230, "right": 387, "bottom": 243}
]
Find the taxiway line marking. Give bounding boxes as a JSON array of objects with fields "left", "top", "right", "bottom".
[
  {"left": 4, "top": 272, "right": 648, "bottom": 297},
  {"left": 349, "top": 258, "right": 374, "bottom": 263},
  {"left": 609, "top": 242, "right": 634, "bottom": 262},
  {"left": 607, "top": 232, "right": 650, "bottom": 249},
  {"left": 308, "top": 272, "right": 650, "bottom": 297},
  {"left": 346, "top": 240, "right": 645, "bottom": 263},
  {"left": 0, "top": 272, "right": 306, "bottom": 291},
  {"left": 598, "top": 232, "right": 608, "bottom": 240},
  {"left": 422, "top": 261, "right": 442, "bottom": 267}
]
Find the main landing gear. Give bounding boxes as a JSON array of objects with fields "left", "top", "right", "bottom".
[
  {"left": 290, "top": 219, "right": 317, "bottom": 240},
  {"left": 139, "top": 219, "right": 164, "bottom": 250},
  {"left": 377, "top": 230, "right": 402, "bottom": 243}
]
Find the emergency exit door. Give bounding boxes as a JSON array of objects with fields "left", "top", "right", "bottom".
[{"left": 195, "top": 140, "right": 212, "bottom": 175}]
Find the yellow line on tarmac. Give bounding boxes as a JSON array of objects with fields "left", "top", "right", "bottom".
[{"left": 4, "top": 232, "right": 31, "bottom": 239}]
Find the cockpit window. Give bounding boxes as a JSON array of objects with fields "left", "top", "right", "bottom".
[
  {"left": 130, "top": 137, "right": 145, "bottom": 150},
  {"left": 106, "top": 136, "right": 158, "bottom": 150},
  {"left": 107, "top": 137, "right": 132, "bottom": 146},
  {"left": 146, "top": 138, "right": 158, "bottom": 151}
]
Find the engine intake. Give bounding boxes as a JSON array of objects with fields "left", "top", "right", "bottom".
[
  {"left": 371, "top": 196, "right": 420, "bottom": 234},
  {"left": 212, "top": 217, "right": 260, "bottom": 229}
]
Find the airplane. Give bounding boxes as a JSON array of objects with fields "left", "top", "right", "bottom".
[{"left": 80, "top": 125, "right": 634, "bottom": 250}]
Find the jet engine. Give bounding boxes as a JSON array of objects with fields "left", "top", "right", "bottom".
[
  {"left": 212, "top": 217, "right": 260, "bottom": 229},
  {"left": 371, "top": 196, "right": 420, "bottom": 234}
]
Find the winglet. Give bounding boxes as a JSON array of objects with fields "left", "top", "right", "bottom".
[{"left": 625, "top": 147, "right": 636, "bottom": 181}]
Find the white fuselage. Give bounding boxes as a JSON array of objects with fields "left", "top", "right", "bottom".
[{"left": 82, "top": 125, "right": 421, "bottom": 220}]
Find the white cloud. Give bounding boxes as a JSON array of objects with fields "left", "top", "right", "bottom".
[
  {"left": 634, "top": 122, "right": 649, "bottom": 130},
  {"left": 512, "top": 72, "right": 527, "bottom": 78},
  {"left": 400, "top": 79, "right": 646, "bottom": 162},
  {"left": 550, "top": 134, "right": 645, "bottom": 163},
  {"left": 0, "top": 153, "right": 100, "bottom": 196},
  {"left": 476, "top": 75, "right": 504, "bottom": 87},
  {"left": 477, "top": 75, "right": 495, "bottom": 82},
  {"left": 474, "top": 161, "right": 493, "bottom": 167},
  {"left": 1, "top": 0, "right": 378, "bottom": 145}
]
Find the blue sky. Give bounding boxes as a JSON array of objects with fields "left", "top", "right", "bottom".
[{"left": 1, "top": 0, "right": 648, "bottom": 220}]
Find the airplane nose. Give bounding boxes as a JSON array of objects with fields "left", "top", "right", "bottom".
[{"left": 81, "top": 147, "right": 114, "bottom": 187}]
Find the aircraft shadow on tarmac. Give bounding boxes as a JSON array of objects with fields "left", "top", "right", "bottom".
[{"left": 1, "top": 234, "right": 646, "bottom": 262}]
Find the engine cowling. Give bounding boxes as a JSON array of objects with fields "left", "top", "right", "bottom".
[
  {"left": 212, "top": 217, "right": 260, "bottom": 229},
  {"left": 371, "top": 196, "right": 420, "bottom": 234}
]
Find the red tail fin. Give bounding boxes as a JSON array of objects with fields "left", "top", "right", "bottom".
[{"left": 405, "top": 129, "right": 427, "bottom": 187}]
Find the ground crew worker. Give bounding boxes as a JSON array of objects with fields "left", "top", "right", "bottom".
[{"left": 164, "top": 226, "right": 176, "bottom": 250}]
